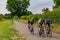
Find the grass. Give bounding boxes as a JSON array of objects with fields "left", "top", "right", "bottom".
[
  {"left": 0, "top": 20, "right": 20, "bottom": 40},
  {"left": 18, "top": 19, "right": 28, "bottom": 24},
  {"left": 52, "top": 24, "right": 60, "bottom": 34}
]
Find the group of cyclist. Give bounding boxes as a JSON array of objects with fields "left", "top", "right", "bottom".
[
  {"left": 28, "top": 18, "right": 34, "bottom": 34},
  {"left": 28, "top": 17, "right": 52, "bottom": 37}
]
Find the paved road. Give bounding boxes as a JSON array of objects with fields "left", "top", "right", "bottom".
[{"left": 14, "top": 20, "right": 60, "bottom": 40}]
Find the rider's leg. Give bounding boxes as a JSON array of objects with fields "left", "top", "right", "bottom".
[
  {"left": 48, "top": 24, "right": 52, "bottom": 37},
  {"left": 46, "top": 24, "right": 49, "bottom": 35},
  {"left": 28, "top": 24, "right": 30, "bottom": 30},
  {"left": 39, "top": 23, "right": 45, "bottom": 36},
  {"left": 42, "top": 24, "right": 45, "bottom": 37},
  {"left": 39, "top": 24, "right": 42, "bottom": 36},
  {"left": 30, "top": 24, "right": 32, "bottom": 32},
  {"left": 30, "top": 24, "right": 34, "bottom": 34},
  {"left": 48, "top": 23, "right": 51, "bottom": 34}
]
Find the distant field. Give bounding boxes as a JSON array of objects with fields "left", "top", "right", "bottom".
[{"left": 0, "top": 20, "right": 20, "bottom": 40}]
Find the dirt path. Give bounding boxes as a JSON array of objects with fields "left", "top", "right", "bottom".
[{"left": 14, "top": 20, "right": 60, "bottom": 40}]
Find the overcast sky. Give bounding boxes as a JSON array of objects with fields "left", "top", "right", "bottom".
[{"left": 0, "top": 0, "right": 54, "bottom": 14}]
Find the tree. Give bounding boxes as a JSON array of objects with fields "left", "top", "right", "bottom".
[
  {"left": 42, "top": 8, "right": 49, "bottom": 13},
  {"left": 0, "top": 14, "right": 3, "bottom": 20},
  {"left": 26, "top": 11, "right": 32, "bottom": 15},
  {"left": 54, "top": 0, "right": 60, "bottom": 7},
  {"left": 6, "top": 0, "right": 30, "bottom": 18},
  {"left": 4, "top": 14, "right": 11, "bottom": 19}
]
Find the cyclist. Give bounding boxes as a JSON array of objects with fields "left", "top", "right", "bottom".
[
  {"left": 30, "top": 18, "right": 34, "bottom": 35},
  {"left": 38, "top": 18, "right": 45, "bottom": 36},
  {"left": 46, "top": 18, "right": 52, "bottom": 37},
  {"left": 28, "top": 19, "right": 31, "bottom": 30}
]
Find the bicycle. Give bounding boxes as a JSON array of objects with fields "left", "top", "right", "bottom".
[
  {"left": 46, "top": 24, "right": 52, "bottom": 37},
  {"left": 38, "top": 24, "right": 45, "bottom": 37},
  {"left": 30, "top": 24, "right": 34, "bottom": 35}
]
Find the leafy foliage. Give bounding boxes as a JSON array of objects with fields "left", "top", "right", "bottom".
[
  {"left": 20, "top": 8, "right": 60, "bottom": 24},
  {"left": 54, "top": 0, "right": 60, "bottom": 7},
  {"left": 41, "top": 8, "right": 60, "bottom": 23},
  {"left": 42, "top": 8, "right": 49, "bottom": 13},
  {"left": 7, "top": 0, "right": 30, "bottom": 17},
  {"left": 20, "top": 15, "right": 30, "bottom": 20},
  {"left": 4, "top": 14, "right": 12, "bottom": 19},
  {"left": 26, "top": 11, "right": 32, "bottom": 15},
  {"left": 0, "top": 14, "right": 3, "bottom": 20}
]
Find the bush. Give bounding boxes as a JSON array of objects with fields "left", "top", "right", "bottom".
[
  {"left": 20, "top": 8, "right": 60, "bottom": 24},
  {"left": 42, "top": 8, "right": 60, "bottom": 23},
  {"left": 13, "top": 16, "right": 18, "bottom": 20},
  {"left": 33, "top": 16, "right": 40, "bottom": 21},
  {"left": 0, "top": 16, "right": 3, "bottom": 20},
  {"left": 20, "top": 16, "right": 30, "bottom": 20}
]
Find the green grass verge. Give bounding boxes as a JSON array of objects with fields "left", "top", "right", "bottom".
[
  {"left": 52, "top": 24, "right": 60, "bottom": 34},
  {"left": 0, "top": 20, "right": 20, "bottom": 40}
]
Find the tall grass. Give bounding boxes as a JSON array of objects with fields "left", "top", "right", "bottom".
[{"left": 0, "top": 20, "right": 20, "bottom": 40}]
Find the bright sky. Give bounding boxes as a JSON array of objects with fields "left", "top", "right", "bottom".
[{"left": 0, "top": 0, "right": 54, "bottom": 14}]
